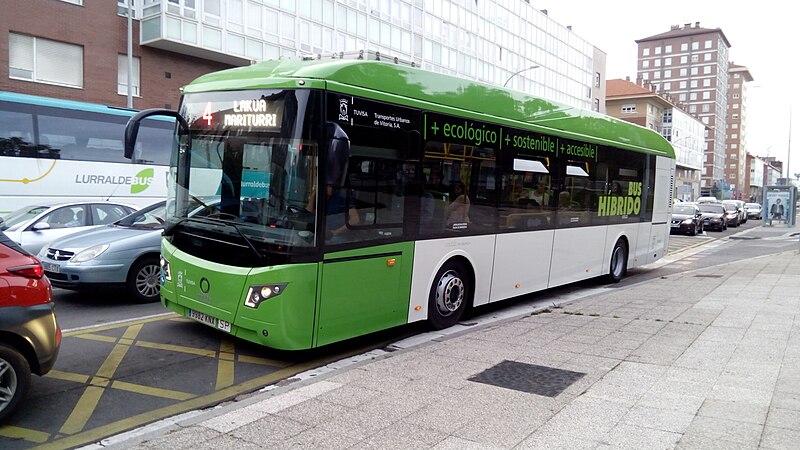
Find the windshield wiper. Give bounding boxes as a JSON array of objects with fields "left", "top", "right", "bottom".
[
  {"left": 207, "top": 217, "right": 263, "bottom": 262},
  {"left": 169, "top": 215, "right": 263, "bottom": 261}
]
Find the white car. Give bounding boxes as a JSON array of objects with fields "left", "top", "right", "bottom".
[{"left": 0, "top": 202, "right": 138, "bottom": 255}]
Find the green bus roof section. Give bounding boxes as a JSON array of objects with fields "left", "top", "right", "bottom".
[{"left": 183, "top": 59, "right": 675, "bottom": 159}]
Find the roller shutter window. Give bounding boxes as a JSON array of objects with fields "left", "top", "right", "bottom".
[{"left": 9, "top": 33, "right": 83, "bottom": 88}]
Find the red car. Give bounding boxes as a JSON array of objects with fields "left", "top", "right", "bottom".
[{"left": 0, "top": 231, "right": 61, "bottom": 421}]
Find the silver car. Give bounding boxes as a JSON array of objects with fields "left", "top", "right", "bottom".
[
  {"left": 37, "top": 201, "right": 166, "bottom": 303},
  {"left": 1, "top": 202, "right": 138, "bottom": 255}
]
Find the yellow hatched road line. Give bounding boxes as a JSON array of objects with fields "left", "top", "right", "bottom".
[
  {"left": 111, "top": 381, "right": 196, "bottom": 401},
  {"left": 135, "top": 340, "right": 217, "bottom": 357},
  {"left": 0, "top": 426, "right": 50, "bottom": 444},
  {"left": 216, "top": 339, "right": 236, "bottom": 390}
]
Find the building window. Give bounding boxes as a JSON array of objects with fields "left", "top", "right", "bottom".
[
  {"left": 703, "top": 66, "right": 711, "bottom": 74},
  {"left": 679, "top": 81, "right": 687, "bottom": 88},
  {"left": 664, "top": 57, "right": 672, "bottom": 65},
  {"left": 664, "top": 69, "right": 671, "bottom": 77},
  {"left": 703, "top": 79, "right": 711, "bottom": 87},
  {"left": 60, "top": 0, "right": 83, "bottom": 4},
  {"left": 691, "top": 80, "right": 698, "bottom": 88},
  {"left": 663, "top": 82, "right": 671, "bottom": 90},
  {"left": 704, "top": 53, "right": 712, "bottom": 61},
  {"left": 621, "top": 104, "right": 636, "bottom": 114},
  {"left": 594, "top": 72, "right": 600, "bottom": 88},
  {"left": 690, "top": 92, "right": 697, "bottom": 101},
  {"left": 665, "top": 44, "right": 672, "bottom": 53},
  {"left": 681, "top": 43, "right": 688, "bottom": 51},
  {"left": 731, "top": 123, "right": 739, "bottom": 129},
  {"left": 688, "top": 105, "right": 696, "bottom": 113},
  {"left": 702, "top": 104, "right": 710, "bottom": 112},
  {"left": 705, "top": 39, "right": 712, "bottom": 49},
  {"left": 680, "top": 68, "right": 687, "bottom": 76},
  {"left": 681, "top": 56, "right": 688, "bottom": 64},
  {"left": 643, "top": 48, "right": 650, "bottom": 56},
  {"left": 691, "top": 54, "right": 699, "bottom": 63},
  {"left": 9, "top": 33, "right": 83, "bottom": 88},
  {"left": 702, "top": 91, "right": 711, "bottom": 100},
  {"left": 593, "top": 98, "right": 599, "bottom": 112},
  {"left": 642, "top": 60, "right": 649, "bottom": 68},
  {"left": 692, "top": 42, "right": 699, "bottom": 50},
  {"left": 117, "top": 54, "right": 141, "bottom": 96},
  {"left": 732, "top": 113, "right": 739, "bottom": 119},
  {"left": 654, "top": 59, "right": 661, "bottom": 67},
  {"left": 732, "top": 104, "right": 740, "bottom": 109},
  {"left": 732, "top": 93, "right": 740, "bottom": 99},
  {"left": 655, "top": 46, "right": 661, "bottom": 55}
]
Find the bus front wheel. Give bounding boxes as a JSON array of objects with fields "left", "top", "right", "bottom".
[
  {"left": 427, "top": 260, "right": 471, "bottom": 330},
  {"left": 606, "top": 239, "right": 628, "bottom": 284}
]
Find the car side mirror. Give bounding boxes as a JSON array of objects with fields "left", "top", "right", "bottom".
[{"left": 32, "top": 222, "right": 51, "bottom": 231}]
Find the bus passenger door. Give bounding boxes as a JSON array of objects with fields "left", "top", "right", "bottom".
[{"left": 316, "top": 243, "right": 413, "bottom": 347}]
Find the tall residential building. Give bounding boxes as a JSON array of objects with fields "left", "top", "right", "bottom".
[
  {"left": 605, "top": 77, "right": 704, "bottom": 201},
  {"left": 635, "top": 22, "right": 731, "bottom": 198},
  {"left": 726, "top": 63, "right": 754, "bottom": 198},
  {"left": 2, "top": 0, "right": 605, "bottom": 113}
]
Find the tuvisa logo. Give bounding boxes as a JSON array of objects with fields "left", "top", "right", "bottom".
[{"left": 131, "top": 168, "right": 154, "bottom": 194}]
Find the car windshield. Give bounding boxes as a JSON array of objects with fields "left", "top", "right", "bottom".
[
  {"left": 723, "top": 204, "right": 737, "bottom": 212},
  {"left": 116, "top": 202, "right": 166, "bottom": 229},
  {"left": 673, "top": 205, "right": 695, "bottom": 215},
  {"left": 699, "top": 204, "right": 724, "bottom": 213},
  {"left": 745, "top": 203, "right": 760, "bottom": 209},
  {"left": 0, "top": 205, "right": 49, "bottom": 231}
]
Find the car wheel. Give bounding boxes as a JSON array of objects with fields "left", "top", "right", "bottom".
[
  {"left": 0, "top": 344, "right": 31, "bottom": 422},
  {"left": 427, "top": 260, "right": 471, "bottom": 330},
  {"left": 606, "top": 239, "right": 628, "bottom": 284},
  {"left": 127, "top": 257, "right": 161, "bottom": 303},
  {"left": 689, "top": 224, "right": 697, "bottom": 236}
]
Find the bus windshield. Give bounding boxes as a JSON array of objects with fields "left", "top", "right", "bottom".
[{"left": 167, "top": 89, "right": 321, "bottom": 265}]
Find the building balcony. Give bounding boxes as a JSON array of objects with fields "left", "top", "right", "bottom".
[{"left": 140, "top": 1, "right": 253, "bottom": 66}]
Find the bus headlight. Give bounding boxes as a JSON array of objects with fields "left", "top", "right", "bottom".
[
  {"left": 160, "top": 256, "right": 172, "bottom": 281},
  {"left": 244, "top": 283, "right": 288, "bottom": 308}
]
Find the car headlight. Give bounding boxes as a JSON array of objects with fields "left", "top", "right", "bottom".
[
  {"left": 71, "top": 244, "right": 110, "bottom": 263},
  {"left": 681, "top": 219, "right": 694, "bottom": 224}
]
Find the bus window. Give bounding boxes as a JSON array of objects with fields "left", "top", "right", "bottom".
[{"left": 500, "top": 155, "right": 554, "bottom": 230}]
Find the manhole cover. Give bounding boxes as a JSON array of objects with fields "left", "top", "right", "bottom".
[
  {"left": 468, "top": 360, "right": 585, "bottom": 397},
  {"left": 694, "top": 274, "right": 723, "bottom": 278}
]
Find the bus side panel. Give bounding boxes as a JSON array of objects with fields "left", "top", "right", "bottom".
[
  {"left": 602, "top": 224, "right": 640, "bottom": 273},
  {"left": 315, "top": 242, "right": 414, "bottom": 347},
  {"left": 408, "top": 235, "right": 496, "bottom": 324},
  {"left": 490, "top": 230, "right": 555, "bottom": 302},
  {"left": 549, "top": 227, "right": 606, "bottom": 288},
  {"left": 633, "top": 222, "right": 653, "bottom": 267}
]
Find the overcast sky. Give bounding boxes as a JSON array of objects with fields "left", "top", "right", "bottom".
[{"left": 536, "top": 0, "right": 798, "bottom": 178}]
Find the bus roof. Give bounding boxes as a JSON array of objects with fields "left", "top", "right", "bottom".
[
  {"left": 0, "top": 90, "right": 140, "bottom": 118},
  {"left": 183, "top": 59, "right": 675, "bottom": 158}
]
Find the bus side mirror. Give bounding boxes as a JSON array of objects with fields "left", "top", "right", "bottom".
[
  {"left": 124, "top": 109, "right": 188, "bottom": 160},
  {"left": 325, "top": 123, "right": 350, "bottom": 188}
]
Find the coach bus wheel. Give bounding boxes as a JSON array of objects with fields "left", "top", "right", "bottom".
[
  {"left": 606, "top": 239, "right": 628, "bottom": 284},
  {"left": 127, "top": 257, "right": 161, "bottom": 303},
  {"left": 428, "top": 261, "right": 471, "bottom": 330}
]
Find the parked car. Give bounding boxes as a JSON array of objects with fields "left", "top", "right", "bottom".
[
  {"left": 722, "top": 202, "right": 740, "bottom": 227},
  {"left": 37, "top": 201, "right": 166, "bottom": 303},
  {"left": 723, "top": 200, "right": 747, "bottom": 224},
  {"left": 696, "top": 196, "right": 719, "bottom": 204},
  {"left": 745, "top": 202, "right": 763, "bottom": 220},
  {"left": 0, "top": 232, "right": 61, "bottom": 421},
  {"left": 670, "top": 203, "right": 704, "bottom": 236},
  {"left": 698, "top": 203, "right": 727, "bottom": 231},
  {"left": 1, "top": 202, "right": 138, "bottom": 255}
]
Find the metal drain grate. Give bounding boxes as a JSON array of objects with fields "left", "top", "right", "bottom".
[
  {"left": 694, "top": 274, "right": 723, "bottom": 278},
  {"left": 468, "top": 360, "right": 585, "bottom": 397}
]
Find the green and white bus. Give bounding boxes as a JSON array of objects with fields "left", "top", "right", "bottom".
[{"left": 124, "top": 55, "right": 675, "bottom": 351}]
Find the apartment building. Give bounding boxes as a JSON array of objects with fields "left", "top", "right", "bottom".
[
  {"left": 726, "top": 63, "right": 754, "bottom": 197},
  {"left": 2, "top": 0, "right": 605, "bottom": 113},
  {"left": 635, "top": 22, "right": 731, "bottom": 197},
  {"left": 605, "top": 77, "right": 704, "bottom": 201}
]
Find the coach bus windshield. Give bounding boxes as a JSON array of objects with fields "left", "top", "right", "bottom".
[{"left": 166, "top": 89, "right": 322, "bottom": 266}]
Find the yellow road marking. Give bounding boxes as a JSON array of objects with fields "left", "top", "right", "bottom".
[
  {"left": 215, "top": 339, "right": 235, "bottom": 390},
  {"left": 33, "top": 357, "right": 343, "bottom": 450},
  {"left": 46, "top": 370, "right": 90, "bottom": 384},
  {"left": 237, "top": 354, "right": 292, "bottom": 367},
  {"left": 0, "top": 425, "right": 50, "bottom": 443},
  {"left": 75, "top": 334, "right": 120, "bottom": 344},
  {"left": 59, "top": 386, "right": 105, "bottom": 435},
  {"left": 135, "top": 340, "right": 217, "bottom": 357},
  {"left": 60, "top": 324, "right": 143, "bottom": 435},
  {"left": 111, "top": 381, "right": 196, "bottom": 401}
]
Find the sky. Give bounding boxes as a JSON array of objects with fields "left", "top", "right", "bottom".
[{"left": 536, "top": 0, "right": 799, "bottom": 179}]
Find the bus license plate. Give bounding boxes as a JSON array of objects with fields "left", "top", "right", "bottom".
[{"left": 187, "top": 309, "right": 231, "bottom": 333}]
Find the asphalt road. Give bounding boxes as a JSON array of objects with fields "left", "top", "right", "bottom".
[{"left": 1, "top": 218, "right": 795, "bottom": 449}]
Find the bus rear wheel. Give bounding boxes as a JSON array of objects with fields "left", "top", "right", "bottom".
[
  {"left": 606, "top": 239, "right": 628, "bottom": 284},
  {"left": 427, "top": 261, "right": 471, "bottom": 330}
]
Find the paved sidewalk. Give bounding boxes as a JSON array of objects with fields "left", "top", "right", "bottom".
[{"left": 99, "top": 248, "right": 800, "bottom": 450}]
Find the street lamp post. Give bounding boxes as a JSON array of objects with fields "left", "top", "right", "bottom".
[{"left": 503, "top": 65, "right": 540, "bottom": 88}]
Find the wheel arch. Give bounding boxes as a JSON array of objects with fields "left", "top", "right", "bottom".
[
  {"left": 0, "top": 331, "right": 39, "bottom": 375},
  {"left": 126, "top": 252, "right": 161, "bottom": 279}
]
